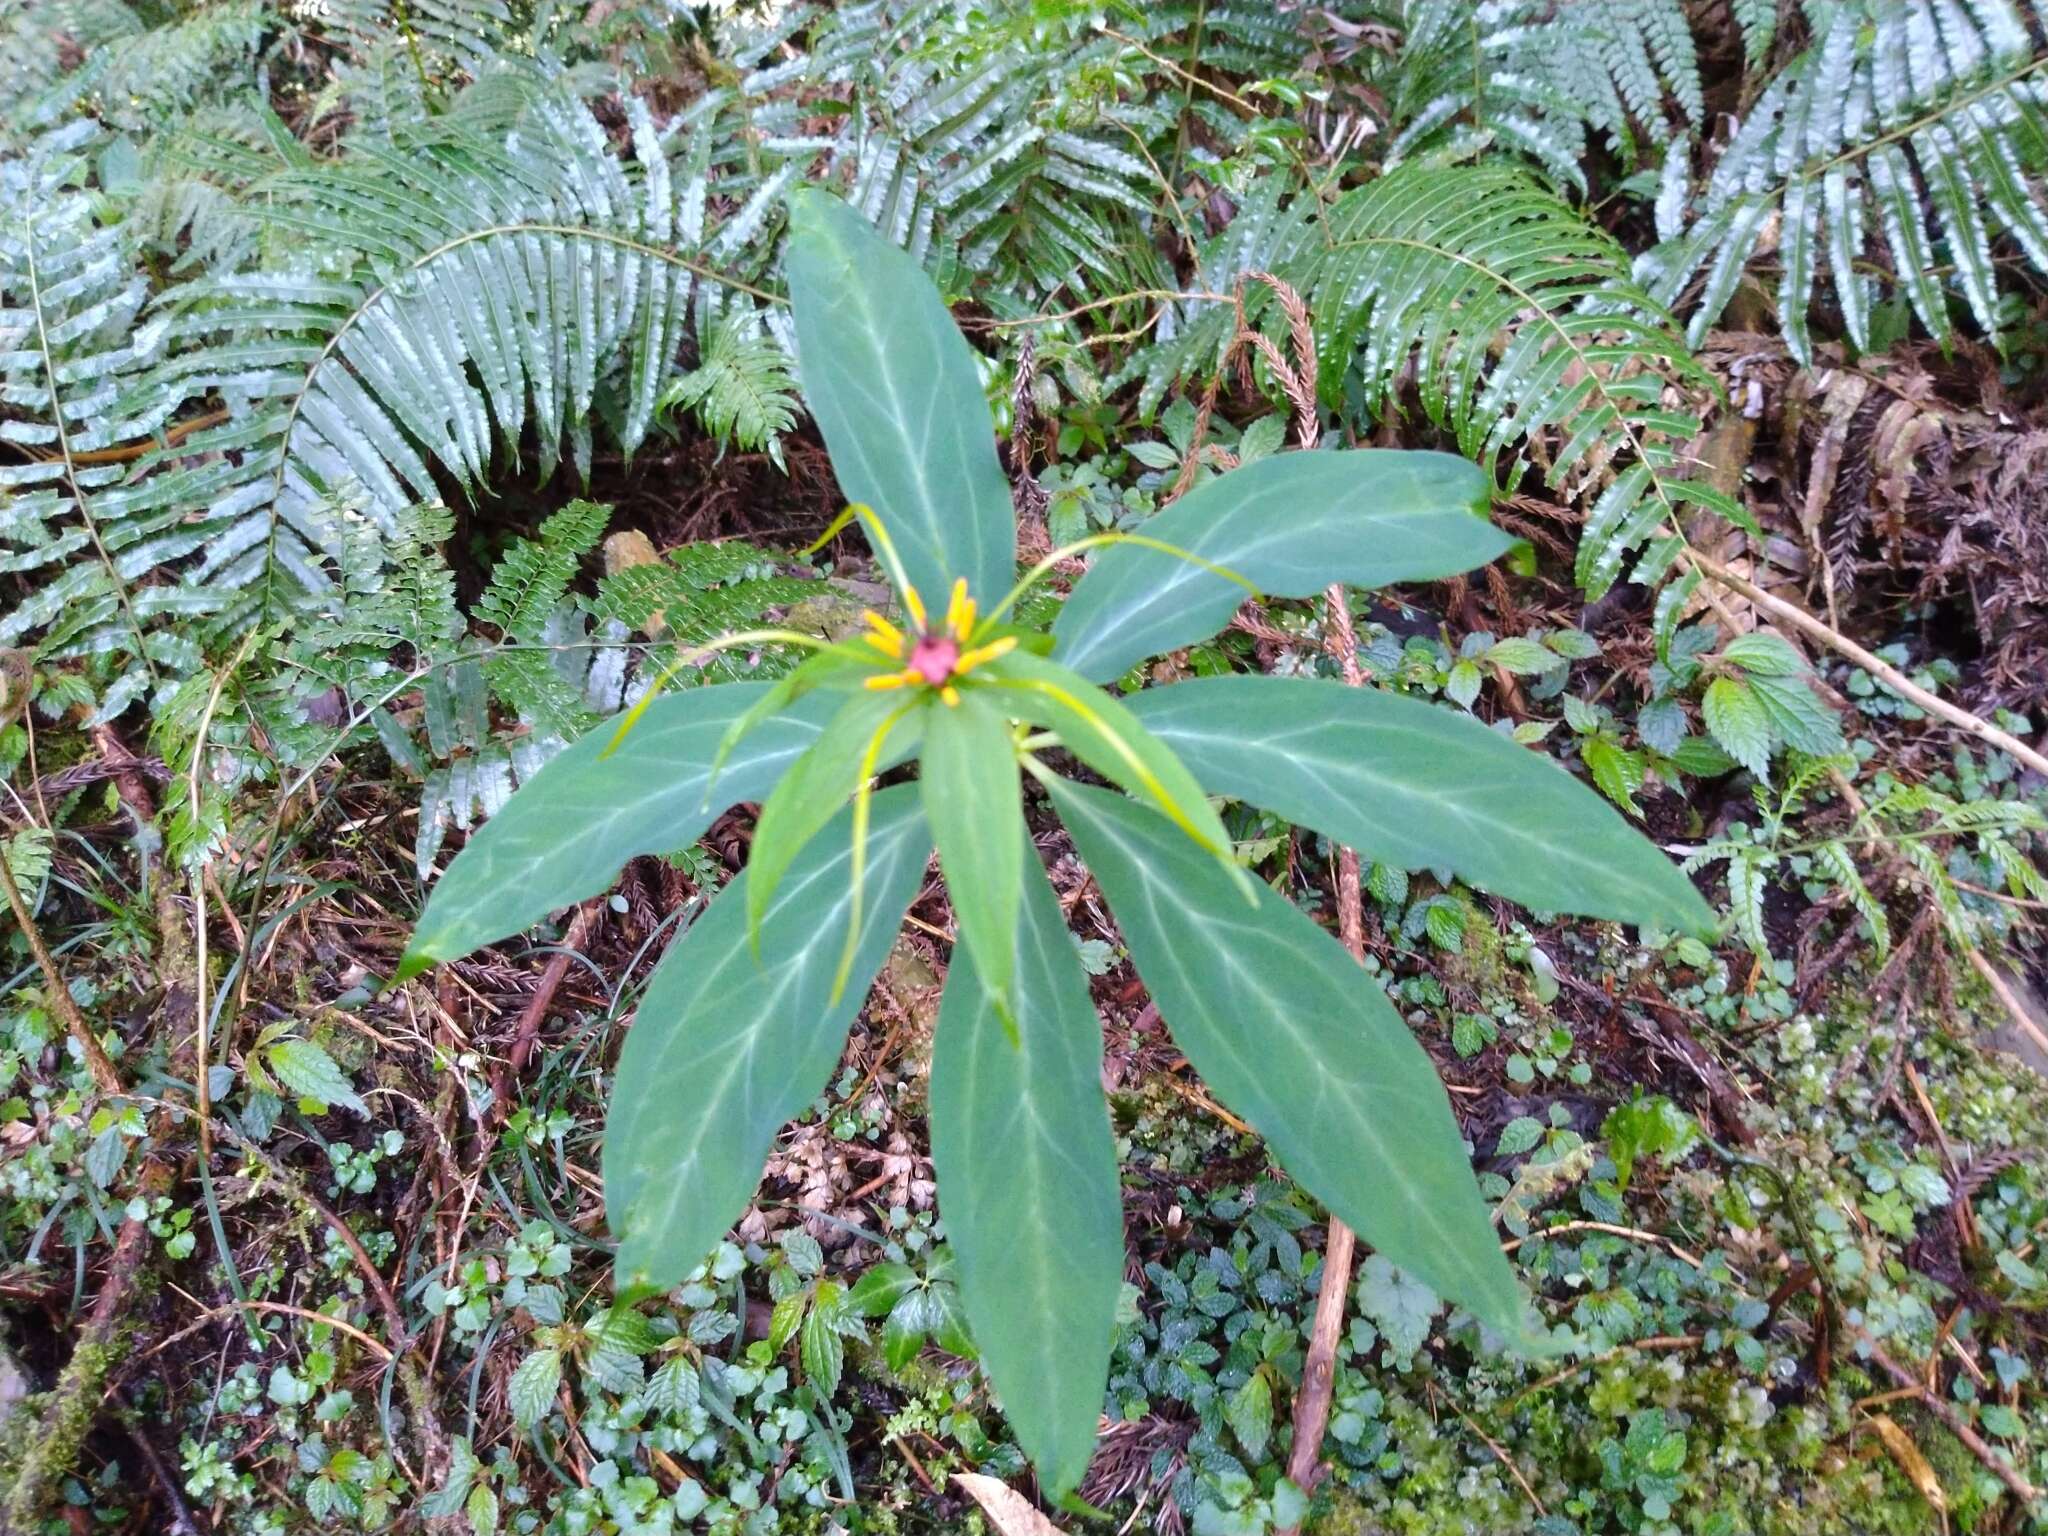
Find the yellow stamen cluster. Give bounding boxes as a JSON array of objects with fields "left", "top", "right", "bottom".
[{"left": 861, "top": 578, "right": 1016, "bottom": 706}]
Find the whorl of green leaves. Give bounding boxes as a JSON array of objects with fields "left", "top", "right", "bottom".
[{"left": 406, "top": 194, "right": 1716, "bottom": 1501}]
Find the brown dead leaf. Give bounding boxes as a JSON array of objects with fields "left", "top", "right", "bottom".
[
  {"left": 1865, "top": 1414, "right": 1947, "bottom": 1514},
  {"left": 951, "top": 1474, "right": 1068, "bottom": 1536},
  {"left": 0, "top": 649, "right": 30, "bottom": 729},
  {"left": 602, "top": 530, "right": 666, "bottom": 637}
]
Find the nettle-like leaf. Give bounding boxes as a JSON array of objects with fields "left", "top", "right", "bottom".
[
  {"left": 406, "top": 192, "right": 1716, "bottom": 1497},
  {"left": 1645, "top": 0, "right": 2048, "bottom": 363}
]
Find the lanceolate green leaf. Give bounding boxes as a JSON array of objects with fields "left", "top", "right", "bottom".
[
  {"left": 979, "top": 649, "right": 1243, "bottom": 887},
  {"left": 1127, "top": 675, "right": 1712, "bottom": 934},
  {"left": 606, "top": 787, "right": 931, "bottom": 1293},
  {"left": 1047, "top": 779, "right": 1530, "bottom": 1345},
  {"left": 785, "top": 191, "right": 1015, "bottom": 605},
  {"left": 401, "top": 684, "right": 836, "bottom": 976},
  {"left": 920, "top": 692, "right": 1024, "bottom": 1013},
  {"left": 931, "top": 856, "right": 1123, "bottom": 1500},
  {"left": 746, "top": 690, "right": 923, "bottom": 950},
  {"left": 1052, "top": 450, "right": 1510, "bottom": 683}
]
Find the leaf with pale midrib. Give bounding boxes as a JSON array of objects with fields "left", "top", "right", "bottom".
[
  {"left": 605, "top": 786, "right": 930, "bottom": 1292},
  {"left": 785, "top": 191, "right": 1015, "bottom": 606},
  {"left": 1128, "top": 674, "right": 1712, "bottom": 934},
  {"left": 931, "top": 854, "right": 1122, "bottom": 1499},
  {"left": 921, "top": 691, "right": 1024, "bottom": 1012},
  {"left": 402, "top": 683, "right": 836, "bottom": 975},
  {"left": 1047, "top": 778, "right": 1532, "bottom": 1345},
  {"left": 1052, "top": 450, "right": 1507, "bottom": 683}
]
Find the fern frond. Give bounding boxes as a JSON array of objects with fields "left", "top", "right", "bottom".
[
  {"left": 660, "top": 309, "right": 799, "bottom": 468},
  {"left": 589, "top": 539, "right": 816, "bottom": 682},
  {"left": 1815, "top": 838, "right": 1892, "bottom": 958},
  {"left": 1173, "top": 163, "right": 1727, "bottom": 599},
  {"left": 2, "top": 0, "right": 269, "bottom": 144},
  {"left": 179, "top": 89, "right": 712, "bottom": 584},
  {"left": 1646, "top": 0, "right": 2048, "bottom": 362},
  {"left": 1371, "top": 0, "right": 1704, "bottom": 188},
  {"left": 475, "top": 500, "right": 609, "bottom": 643},
  {"left": 0, "top": 123, "right": 171, "bottom": 716}
]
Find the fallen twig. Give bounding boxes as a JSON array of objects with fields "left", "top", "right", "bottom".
[
  {"left": 1860, "top": 1336, "right": 2041, "bottom": 1506},
  {"left": 1965, "top": 949, "right": 2048, "bottom": 1064},
  {"left": 487, "top": 898, "right": 602, "bottom": 1127},
  {"left": 1687, "top": 550, "right": 2048, "bottom": 781},
  {"left": 1499, "top": 1220, "right": 1705, "bottom": 1270}
]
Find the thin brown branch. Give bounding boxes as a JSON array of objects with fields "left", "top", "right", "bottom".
[
  {"left": 0, "top": 855, "right": 122, "bottom": 1096},
  {"left": 1861, "top": 1337, "right": 2042, "bottom": 1506},
  {"left": 1687, "top": 550, "right": 2048, "bottom": 781},
  {"left": 487, "top": 899, "right": 602, "bottom": 1127}
]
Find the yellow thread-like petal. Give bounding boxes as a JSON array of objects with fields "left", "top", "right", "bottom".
[
  {"left": 864, "top": 672, "right": 914, "bottom": 691},
  {"left": 941, "top": 684, "right": 960, "bottom": 707},
  {"left": 862, "top": 611, "right": 905, "bottom": 653},
  {"left": 953, "top": 635, "right": 1019, "bottom": 675},
  {"left": 902, "top": 583, "right": 928, "bottom": 634},
  {"left": 944, "top": 578, "right": 968, "bottom": 636}
]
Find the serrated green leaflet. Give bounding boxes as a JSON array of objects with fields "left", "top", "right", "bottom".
[
  {"left": 402, "top": 683, "right": 837, "bottom": 976},
  {"left": 1047, "top": 778, "right": 1532, "bottom": 1346},
  {"left": 920, "top": 691, "right": 1024, "bottom": 1014},
  {"left": 605, "top": 787, "right": 931, "bottom": 1292},
  {"left": 746, "top": 690, "right": 922, "bottom": 952},
  {"left": 1051, "top": 450, "right": 1511, "bottom": 682},
  {"left": 1128, "top": 675, "right": 1713, "bottom": 934},
  {"left": 785, "top": 190, "right": 1015, "bottom": 607},
  {"left": 931, "top": 855, "right": 1122, "bottom": 1500}
]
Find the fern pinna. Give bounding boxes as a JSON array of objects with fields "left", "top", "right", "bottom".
[{"left": 1647, "top": 0, "right": 2048, "bottom": 362}]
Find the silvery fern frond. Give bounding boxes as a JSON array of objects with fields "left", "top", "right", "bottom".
[
  {"left": 1371, "top": 0, "right": 1704, "bottom": 190},
  {"left": 1645, "top": 0, "right": 2048, "bottom": 362},
  {"left": 1, "top": 123, "right": 179, "bottom": 721}
]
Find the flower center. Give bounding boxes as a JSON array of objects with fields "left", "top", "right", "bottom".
[{"left": 907, "top": 633, "right": 960, "bottom": 686}]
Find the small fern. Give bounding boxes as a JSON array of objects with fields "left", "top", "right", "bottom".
[
  {"left": 1645, "top": 0, "right": 2048, "bottom": 362},
  {"left": 659, "top": 310, "right": 799, "bottom": 469},
  {"left": 588, "top": 539, "right": 819, "bottom": 681}
]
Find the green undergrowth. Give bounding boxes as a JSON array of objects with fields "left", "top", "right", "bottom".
[{"left": 4, "top": 828, "right": 2045, "bottom": 1533}]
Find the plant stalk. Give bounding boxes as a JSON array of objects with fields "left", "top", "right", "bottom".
[
  {"left": 1687, "top": 550, "right": 2048, "bottom": 781},
  {"left": 1281, "top": 582, "right": 1370, "bottom": 1514},
  {"left": 0, "top": 854, "right": 121, "bottom": 1096}
]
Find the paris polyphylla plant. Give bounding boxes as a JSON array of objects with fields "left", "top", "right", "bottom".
[{"left": 401, "top": 190, "right": 1712, "bottom": 1499}]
